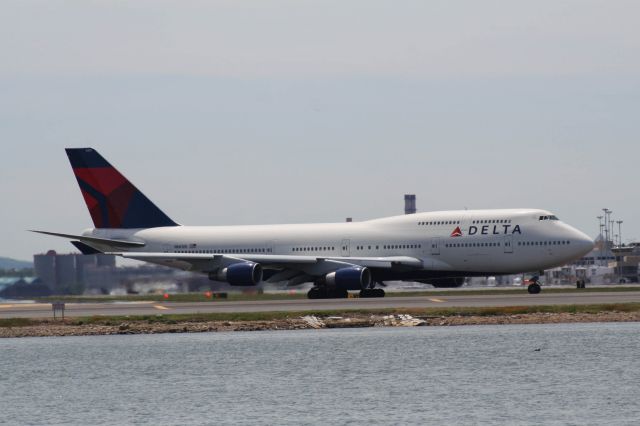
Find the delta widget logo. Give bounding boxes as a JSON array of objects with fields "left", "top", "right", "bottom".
[{"left": 450, "top": 226, "right": 463, "bottom": 237}]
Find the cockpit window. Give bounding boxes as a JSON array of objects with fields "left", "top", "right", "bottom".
[{"left": 539, "top": 215, "right": 559, "bottom": 221}]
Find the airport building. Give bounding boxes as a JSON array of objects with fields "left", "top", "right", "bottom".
[
  {"left": 32, "top": 250, "right": 222, "bottom": 295},
  {"left": 547, "top": 221, "right": 639, "bottom": 285},
  {"left": 34, "top": 250, "right": 116, "bottom": 294}
]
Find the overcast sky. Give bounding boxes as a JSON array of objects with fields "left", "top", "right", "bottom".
[{"left": 1, "top": 0, "right": 639, "bottom": 261}]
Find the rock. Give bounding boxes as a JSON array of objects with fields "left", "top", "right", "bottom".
[
  {"left": 301, "top": 315, "right": 325, "bottom": 329},
  {"left": 380, "top": 314, "right": 427, "bottom": 327}
]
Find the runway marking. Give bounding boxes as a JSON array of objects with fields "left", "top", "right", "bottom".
[
  {"left": 428, "top": 298, "right": 445, "bottom": 303},
  {"left": 153, "top": 305, "right": 170, "bottom": 310}
]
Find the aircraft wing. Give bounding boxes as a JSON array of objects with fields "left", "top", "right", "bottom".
[
  {"left": 29, "top": 228, "right": 428, "bottom": 285},
  {"left": 117, "top": 252, "right": 425, "bottom": 285},
  {"left": 120, "top": 253, "right": 423, "bottom": 267},
  {"left": 31, "top": 230, "right": 419, "bottom": 269}
]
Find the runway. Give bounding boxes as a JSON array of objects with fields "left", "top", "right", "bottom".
[{"left": 2, "top": 291, "right": 640, "bottom": 319}]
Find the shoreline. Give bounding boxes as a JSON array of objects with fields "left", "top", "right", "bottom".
[{"left": 2, "top": 311, "right": 640, "bottom": 338}]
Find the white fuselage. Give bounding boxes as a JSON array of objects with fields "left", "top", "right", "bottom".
[{"left": 85, "top": 208, "right": 594, "bottom": 279}]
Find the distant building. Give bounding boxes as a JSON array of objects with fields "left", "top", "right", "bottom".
[
  {"left": 32, "top": 249, "right": 216, "bottom": 295},
  {"left": 575, "top": 234, "right": 615, "bottom": 266},
  {"left": 55, "top": 254, "right": 77, "bottom": 291},
  {"left": 34, "top": 250, "right": 117, "bottom": 294},
  {"left": 552, "top": 234, "right": 640, "bottom": 284},
  {"left": 33, "top": 251, "right": 56, "bottom": 291}
]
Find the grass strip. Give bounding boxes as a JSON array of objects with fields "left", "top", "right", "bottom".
[
  {"left": 0, "top": 318, "right": 37, "bottom": 328},
  {"left": 3, "top": 302, "right": 640, "bottom": 328}
]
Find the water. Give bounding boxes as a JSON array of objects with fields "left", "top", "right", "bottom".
[{"left": 1, "top": 323, "right": 640, "bottom": 425}]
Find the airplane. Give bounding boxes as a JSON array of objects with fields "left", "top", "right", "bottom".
[{"left": 33, "top": 148, "right": 595, "bottom": 298}]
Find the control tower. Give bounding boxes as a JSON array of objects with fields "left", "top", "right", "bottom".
[{"left": 404, "top": 194, "right": 416, "bottom": 215}]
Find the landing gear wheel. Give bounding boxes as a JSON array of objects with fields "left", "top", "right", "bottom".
[
  {"left": 308, "top": 287, "right": 349, "bottom": 299},
  {"left": 359, "top": 288, "right": 386, "bottom": 298},
  {"left": 527, "top": 283, "right": 541, "bottom": 294},
  {"left": 330, "top": 289, "right": 349, "bottom": 299},
  {"left": 576, "top": 280, "right": 586, "bottom": 289},
  {"left": 307, "top": 287, "right": 324, "bottom": 299}
]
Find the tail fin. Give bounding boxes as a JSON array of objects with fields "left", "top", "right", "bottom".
[{"left": 65, "top": 148, "right": 178, "bottom": 229}]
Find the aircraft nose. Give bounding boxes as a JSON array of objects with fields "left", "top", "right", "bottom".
[{"left": 571, "top": 230, "right": 595, "bottom": 257}]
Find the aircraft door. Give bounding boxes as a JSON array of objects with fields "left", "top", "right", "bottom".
[
  {"left": 504, "top": 235, "right": 513, "bottom": 253},
  {"left": 431, "top": 238, "right": 441, "bottom": 255},
  {"left": 341, "top": 239, "right": 350, "bottom": 257}
]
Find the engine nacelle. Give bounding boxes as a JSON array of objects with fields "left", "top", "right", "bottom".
[
  {"left": 325, "top": 267, "right": 372, "bottom": 290},
  {"left": 210, "top": 262, "right": 263, "bottom": 286}
]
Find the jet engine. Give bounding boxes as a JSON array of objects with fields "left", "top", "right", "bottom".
[
  {"left": 210, "top": 262, "right": 263, "bottom": 286},
  {"left": 325, "top": 267, "right": 372, "bottom": 290}
]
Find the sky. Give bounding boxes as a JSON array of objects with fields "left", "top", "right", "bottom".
[{"left": 1, "top": 0, "right": 639, "bottom": 261}]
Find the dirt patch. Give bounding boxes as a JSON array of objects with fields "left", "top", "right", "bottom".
[{"left": 2, "top": 311, "right": 640, "bottom": 338}]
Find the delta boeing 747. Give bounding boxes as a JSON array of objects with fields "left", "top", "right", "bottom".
[{"left": 33, "top": 148, "right": 594, "bottom": 298}]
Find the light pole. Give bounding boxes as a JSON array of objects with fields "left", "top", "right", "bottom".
[
  {"left": 610, "top": 219, "right": 614, "bottom": 240},
  {"left": 597, "top": 216, "right": 603, "bottom": 237},
  {"left": 602, "top": 208, "right": 610, "bottom": 245},
  {"left": 616, "top": 220, "right": 623, "bottom": 247}
]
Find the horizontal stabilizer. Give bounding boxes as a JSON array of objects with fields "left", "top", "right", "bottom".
[
  {"left": 70, "top": 241, "right": 103, "bottom": 255},
  {"left": 29, "top": 230, "right": 146, "bottom": 248}
]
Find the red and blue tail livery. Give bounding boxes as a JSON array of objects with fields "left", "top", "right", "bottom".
[{"left": 65, "top": 148, "right": 177, "bottom": 229}]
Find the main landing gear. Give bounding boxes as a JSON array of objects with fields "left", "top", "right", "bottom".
[
  {"left": 307, "top": 287, "right": 348, "bottom": 299},
  {"left": 306, "top": 287, "right": 386, "bottom": 299},
  {"left": 527, "top": 276, "right": 542, "bottom": 294},
  {"left": 359, "top": 288, "right": 385, "bottom": 298}
]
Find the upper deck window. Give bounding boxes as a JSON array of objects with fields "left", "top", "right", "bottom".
[{"left": 539, "top": 215, "right": 559, "bottom": 221}]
